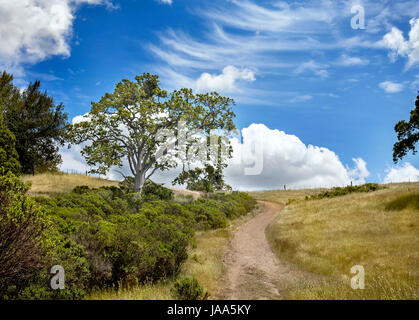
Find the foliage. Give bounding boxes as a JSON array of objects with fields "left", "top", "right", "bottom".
[
  {"left": 1, "top": 166, "right": 256, "bottom": 299},
  {"left": 119, "top": 177, "right": 174, "bottom": 202},
  {"left": 305, "top": 183, "right": 380, "bottom": 200},
  {"left": 393, "top": 91, "right": 419, "bottom": 163},
  {"left": 0, "top": 115, "right": 21, "bottom": 174},
  {"left": 68, "top": 73, "right": 236, "bottom": 194},
  {"left": 173, "top": 164, "right": 231, "bottom": 192},
  {"left": 0, "top": 170, "right": 49, "bottom": 296},
  {"left": 171, "top": 277, "right": 205, "bottom": 300},
  {"left": 0, "top": 71, "right": 68, "bottom": 174},
  {"left": 33, "top": 185, "right": 256, "bottom": 294},
  {"left": 0, "top": 171, "right": 90, "bottom": 300}
]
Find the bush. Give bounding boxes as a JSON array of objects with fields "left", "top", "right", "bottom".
[
  {"left": 119, "top": 177, "right": 174, "bottom": 202},
  {"left": 142, "top": 181, "right": 174, "bottom": 202},
  {"left": 29, "top": 185, "right": 256, "bottom": 295},
  {"left": 72, "top": 185, "right": 90, "bottom": 194},
  {"left": 187, "top": 199, "right": 228, "bottom": 230},
  {"left": 171, "top": 277, "right": 204, "bottom": 300},
  {"left": 0, "top": 171, "right": 90, "bottom": 300},
  {"left": 0, "top": 171, "right": 49, "bottom": 298},
  {"left": 306, "top": 183, "right": 381, "bottom": 200}
]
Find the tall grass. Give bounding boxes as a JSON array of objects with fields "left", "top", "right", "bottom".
[
  {"left": 22, "top": 172, "right": 119, "bottom": 197},
  {"left": 261, "top": 183, "right": 419, "bottom": 300}
]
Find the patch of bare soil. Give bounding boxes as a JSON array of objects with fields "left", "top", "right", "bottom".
[{"left": 214, "top": 201, "right": 309, "bottom": 300}]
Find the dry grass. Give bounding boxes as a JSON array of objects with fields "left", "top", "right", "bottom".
[
  {"left": 89, "top": 281, "right": 173, "bottom": 300},
  {"left": 261, "top": 183, "right": 419, "bottom": 299},
  {"left": 249, "top": 188, "right": 326, "bottom": 205},
  {"left": 22, "top": 172, "right": 119, "bottom": 197}
]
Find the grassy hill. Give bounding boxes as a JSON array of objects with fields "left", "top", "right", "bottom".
[
  {"left": 22, "top": 172, "right": 119, "bottom": 197},
  {"left": 251, "top": 183, "right": 419, "bottom": 299}
]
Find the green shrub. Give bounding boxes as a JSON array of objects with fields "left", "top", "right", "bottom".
[
  {"left": 0, "top": 170, "right": 49, "bottom": 298},
  {"left": 0, "top": 171, "right": 90, "bottom": 300},
  {"left": 171, "top": 277, "right": 204, "bottom": 300},
  {"left": 72, "top": 185, "right": 90, "bottom": 194},
  {"left": 306, "top": 183, "right": 381, "bottom": 200},
  {"left": 29, "top": 185, "right": 256, "bottom": 295},
  {"left": 142, "top": 181, "right": 174, "bottom": 202},
  {"left": 119, "top": 177, "right": 174, "bottom": 202},
  {"left": 187, "top": 198, "right": 228, "bottom": 230}
]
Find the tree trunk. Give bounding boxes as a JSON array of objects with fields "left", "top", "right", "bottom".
[{"left": 134, "top": 171, "right": 146, "bottom": 197}]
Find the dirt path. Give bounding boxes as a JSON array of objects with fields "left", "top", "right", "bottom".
[{"left": 214, "top": 201, "right": 304, "bottom": 300}]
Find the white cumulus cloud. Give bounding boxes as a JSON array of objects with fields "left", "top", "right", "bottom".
[
  {"left": 224, "top": 123, "right": 368, "bottom": 190},
  {"left": 382, "top": 18, "right": 419, "bottom": 69},
  {"left": 0, "top": 0, "right": 115, "bottom": 72},
  {"left": 348, "top": 158, "right": 370, "bottom": 185},
  {"left": 379, "top": 81, "right": 404, "bottom": 93},
  {"left": 383, "top": 163, "right": 419, "bottom": 183},
  {"left": 196, "top": 65, "right": 255, "bottom": 92}
]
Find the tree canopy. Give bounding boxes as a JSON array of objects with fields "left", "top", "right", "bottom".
[
  {"left": 0, "top": 114, "right": 21, "bottom": 174},
  {"left": 68, "top": 73, "right": 236, "bottom": 194},
  {"left": 393, "top": 91, "right": 419, "bottom": 163},
  {"left": 172, "top": 163, "right": 231, "bottom": 192},
  {"left": 0, "top": 71, "right": 68, "bottom": 174}
]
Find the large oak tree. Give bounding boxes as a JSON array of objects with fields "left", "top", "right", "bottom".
[
  {"left": 393, "top": 91, "right": 419, "bottom": 163},
  {"left": 68, "top": 73, "right": 236, "bottom": 195}
]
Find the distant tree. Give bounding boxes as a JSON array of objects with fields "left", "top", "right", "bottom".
[
  {"left": 173, "top": 164, "right": 231, "bottom": 192},
  {"left": 0, "top": 72, "right": 68, "bottom": 174},
  {"left": 393, "top": 91, "right": 419, "bottom": 163},
  {"left": 0, "top": 114, "right": 21, "bottom": 174},
  {"left": 0, "top": 71, "right": 20, "bottom": 111},
  {"left": 68, "top": 73, "right": 236, "bottom": 195}
]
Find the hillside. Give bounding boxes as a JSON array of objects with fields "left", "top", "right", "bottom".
[
  {"left": 251, "top": 183, "right": 419, "bottom": 299},
  {"left": 22, "top": 172, "right": 203, "bottom": 200},
  {"left": 22, "top": 172, "right": 119, "bottom": 197}
]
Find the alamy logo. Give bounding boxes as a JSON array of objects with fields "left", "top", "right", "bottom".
[
  {"left": 50, "top": 265, "right": 65, "bottom": 290},
  {"left": 350, "top": 265, "right": 365, "bottom": 290},
  {"left": 351, "top": 5, "right": 365, "bottom": 30}
]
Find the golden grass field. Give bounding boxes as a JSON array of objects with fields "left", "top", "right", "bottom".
[
  {"left": 22, "top": 172, "right": 119, "bottom": 197},
  {"left": 252, "top": 183, "right": 419, "bottom": 299}
]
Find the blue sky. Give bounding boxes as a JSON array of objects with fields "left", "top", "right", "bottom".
[{"left": 1, "top": 0, "right": 419, "bottom": 189}]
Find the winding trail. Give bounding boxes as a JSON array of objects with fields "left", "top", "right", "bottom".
[{"left": 214, "top": 201, "right": 304, "bottom": 300}]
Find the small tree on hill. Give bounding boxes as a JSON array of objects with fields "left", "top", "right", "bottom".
[
  {"left": 393, "top": 91, "right": 419, "bottom": 163},
  {"left": 172, "top": 164, "right": 231, "bottom": 192}
]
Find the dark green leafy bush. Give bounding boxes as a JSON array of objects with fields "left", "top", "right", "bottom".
[
  {"left": 25, "top": 183, "right": 256, "bottom": 297},
  {"left": 305, "top": 183, "right": 381, "bottom": 200},
  {"left": 0, "top": 171, "right": 90, "bottom": 300},
  {"left": 171, "top": 277, "right": 204, "bottom": 300}
]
